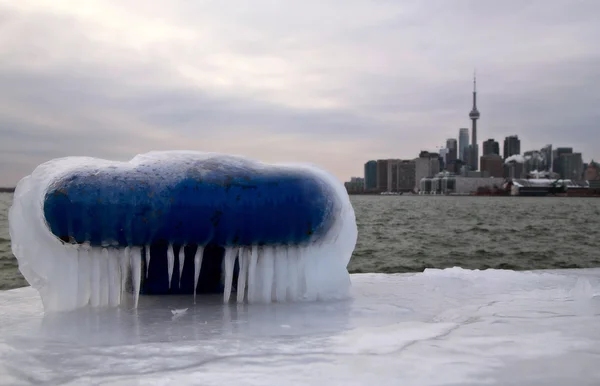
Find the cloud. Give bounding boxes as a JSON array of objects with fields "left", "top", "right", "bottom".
[{"left": 0, "top": 0, "right": 599, "bottom": 186}]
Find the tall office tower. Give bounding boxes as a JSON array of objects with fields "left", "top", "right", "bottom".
[
  {"left": 469, "top": 74, "right": 481, "bottom": 170},
  {"left": 503, "top": 135, "right": 521, "bottom": 159},
  {"left": 523, "top": 150, "right": 544, "bottom": 175},
  {"left": 458, "top": 128, "right": 469, "bottom": 162},
  {"left": 552, "top": 147, "right": 573, "bottom": 175},
  {"left": 397, "top": 160, "right": 416, "bottom": 192},
  {"left": 585, "top": 161, "right": 600, "bottom": 180},
  {"left": 387, "top": 159, "right": 402, "bottom": 192},
  {"left": 439, "top": 148, "right": 449, "bottom": 170},
  {"left": 446, "top": 138, "right": 458, "bottom": 163},
  {"left": 480, "top": 154, "right": 504, "bottom": 178},
  {"left": 414, "top": 151, "right": 440, "bottom": 191},
  {"left": 376, "top": 159, "right": 389, "bottom": 192},
  {"left": 363, "top": 160, "right": 377, "bottom": 191},
  {"left": 540, "top": 144, "right": 552, "bottom": 171},
  {"left": 483, "top": 139, "right": 499, "bottom": 156},
  {"left": 556, "top": 152, "right": 583, "bottom": 180}
]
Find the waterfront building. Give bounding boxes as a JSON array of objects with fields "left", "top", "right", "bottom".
[
  {"left": 458, "top": 128, "right": 469, "bottom": 162},
  {"left": 558, "top": 152, "right": 584, "bottom": 180},
  {"left": 439, "top": 148, "right": 448, "bottom": 170},
  {"left": 344, "top": 177, "right": 365, "bottom": 194},
  {"left": 480, "top": 154, "right": 504, "bottom": 178},
  {"left": 505, "top": 160, "right": 524, "bottom": 179},
  {"left": 587, "top": 161, "right": 600, "bottom": 193},
  {"left": 463, "top": 145, "right": 472, "bottom": 171},
  {"left": 419, "top": 175, "right": 504, "bottom": 195},
  {"left": 552, "top": 148, "right": 583, "bottom": 180},
  {"left": 585, "top": 160, "right": 600, "bottom": 180},
  {"left": 397, "top": 160, "right": 416, "bottom": 192},
  {"left": 483, "top": 139, "right": 499, "bottom": 156},
  {"left": 522, "top": 150, "right": 545, "bottom": 175},
  {"left": 446, "top": 139, "right": 458, "bottom": 163},
  {"left": 446, "top": 159, "right": 464, "bottom": 174},
  {"left": 552, "top": 147, "right": 573, "bottom": 174},
  {"left": 503, "top": 135, "right": 521, "bottom": 160},
  {"left": 386, "top": 159, "right": 402, "bottom": 192},
  {"left": 415, "top": 151, "right": 440, "bottom": 192},
  {"left": 540, "top": 144, "right": 552, "bottom": 171},
  {"left": 508, "top": 179, "right": 590, "bottom": 196},
  {"left": 376, "top": 159, "right": 389, "bottom": 192},
  {"left": 363, "top": 160, "right": 377, "bottom": 191}
]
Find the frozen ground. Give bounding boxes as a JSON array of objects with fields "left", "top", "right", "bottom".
[{"left": 1, "top": 268, "right": 600, "bottom": 385}]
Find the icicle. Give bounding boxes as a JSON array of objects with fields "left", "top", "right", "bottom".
[
  {"left": 247, "top": 245, "right": 258, "bottom": 303},
  {"left": 223, "top": 247, "right": 237, "bottom": 303},
  {"left": 300, "top": 245, "right": 316, "bottom": 301},
  {"left": 120, "top": 247, "right": 131, "bottom": 299},
  {"left": 260, "top": 247, "right": 275, "bottom": 303},
  {"left": 130, "top": 247, "right": 142, "bottom": 308},
  {"left": 107, "top": 249, "right": 121, "bottom": 307},
  {"left": 145, "top": 245, "right": 151, "bottom": 278},
  {"left": 178, "top": 245, "right": 185, "bottom": 284},
  {"left": 236, "top": 247, "right": 248, "bottom": 303},
  {"left": 99, "top": 248, "right": 110, "bottom": 306},
  {"left": 76, "top": 244, "right": 91, "bottom": 307},
  {"left": 286, "top": 246, "right": 299, "bottom": 301},
  {"left": 66, "top": 245, "right": 79, "bottom": 310},
  {"left": 90, "top": 248, "right": 101, "bottom": 307},
  {"left": 297, "top": 246, "right": 308, "bottom": 300},
  {"left": 193, "top": 246, "right": 204, "bottom": 303},
  {"left": 167, "top": 244, "right": 175, "bottom": 289},
  {"left": 274, "top": 246, "right": 288, "bottom": 302}
]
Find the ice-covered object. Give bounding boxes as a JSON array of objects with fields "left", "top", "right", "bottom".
[{"left": 9, "top": 151, "right": 357, "bottom": 311}]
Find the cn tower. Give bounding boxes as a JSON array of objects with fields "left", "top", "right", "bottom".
[{"left": 469, "top": 72, "right": 480, "bottom": 170}]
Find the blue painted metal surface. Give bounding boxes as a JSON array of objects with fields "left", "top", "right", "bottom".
[{"left": 42, "top": 157, "right": 336, "bottom": 248}]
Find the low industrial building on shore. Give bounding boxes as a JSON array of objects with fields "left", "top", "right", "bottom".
[
  {"left": 419, "top": 174, "right": 505, "bottom": 195},
  {"left": 508, "top": 179, "right": 592, "bottom": 196},
  {"left": 419, "top": 174, "right": 598, "bottom": 196}
]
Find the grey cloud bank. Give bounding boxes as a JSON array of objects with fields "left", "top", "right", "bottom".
[{"left": 0, "top": 0, "right": 599, "bottom": 186}]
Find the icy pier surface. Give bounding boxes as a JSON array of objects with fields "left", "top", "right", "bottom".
[
  {"left": 8, "top": 151, "right": 357, "bottom": 311},
  {"left": 1, "top": 268, "right": 600, "bottom": 385}
]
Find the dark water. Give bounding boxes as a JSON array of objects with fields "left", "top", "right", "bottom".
[
  {"left": 1, "top": 192, "right": 600, "bottom": 290},
  {"left": 348, "top": 195, "right": 600, "bottom": 273}
]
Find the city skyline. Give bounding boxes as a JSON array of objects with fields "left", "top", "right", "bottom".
[
  {"left": 1, "top": 1, "right": 599, "bottom": 186},
  {"left": 357, "top": 80, "right": 594, "bottom": 184},
  {"left": 355, "top": 74, "right": 591, "bottom": 191}
]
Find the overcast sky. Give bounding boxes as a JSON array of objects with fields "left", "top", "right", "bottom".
[{"left": 0, "top": 0, "right": 598, "bottom": 186}]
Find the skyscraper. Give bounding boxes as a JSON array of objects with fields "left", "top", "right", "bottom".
[
  {"left": 483, "top": 139, "right": 499, "bottom": 156},
  {"left": 554, "top": 151, "right": 583, "bottom": 180},
  {"left": 503, "top": 135, "right": 521, "bottom": 159},
  {"left": 480, "top": 154, "right": 504, "bottom": 178},
  {"left": 458, "top": 128, "right": 469, "bottom": 161},
  {"left": 468, "top": 73, "right": 481, "bottom": 170},
  {"left": 540, "top": 144, "right": 552, "bottom": 171},
  {"left": 363, "top": 160, "right": 377, "bottom": 191},
  {"left": 439, "top": 148, "right": 448, "bottom": 169},
  {"left": 397, "top": 160, "right": 416, "bottom": 192},
  {"left": 387, "top": 160, "right": 402, "bottom": 192},
  {"left": 415, "top": 152, "right": 440, "bottom": 191},
  {"left": 376, "top": 159, "right": 389, "bottom": 192},
  {"left": 552, "top": 147, "right": 573, "bottom": 174},
  {"left": 446, "top": 138, "right": 458, "bottom": 163}
]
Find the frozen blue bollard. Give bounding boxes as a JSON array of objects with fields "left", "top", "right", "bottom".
[{"left": 9, "top": 151, "right": 357, "bottom": 311}]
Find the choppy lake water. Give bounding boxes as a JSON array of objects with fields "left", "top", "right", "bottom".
[{"left": 1, "top": 192, "right": 599, "bottom": 289}]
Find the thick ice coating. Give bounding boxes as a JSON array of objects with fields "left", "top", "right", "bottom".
[{"left": 9, "top": 151, "right": 358, "bottom": 312}]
